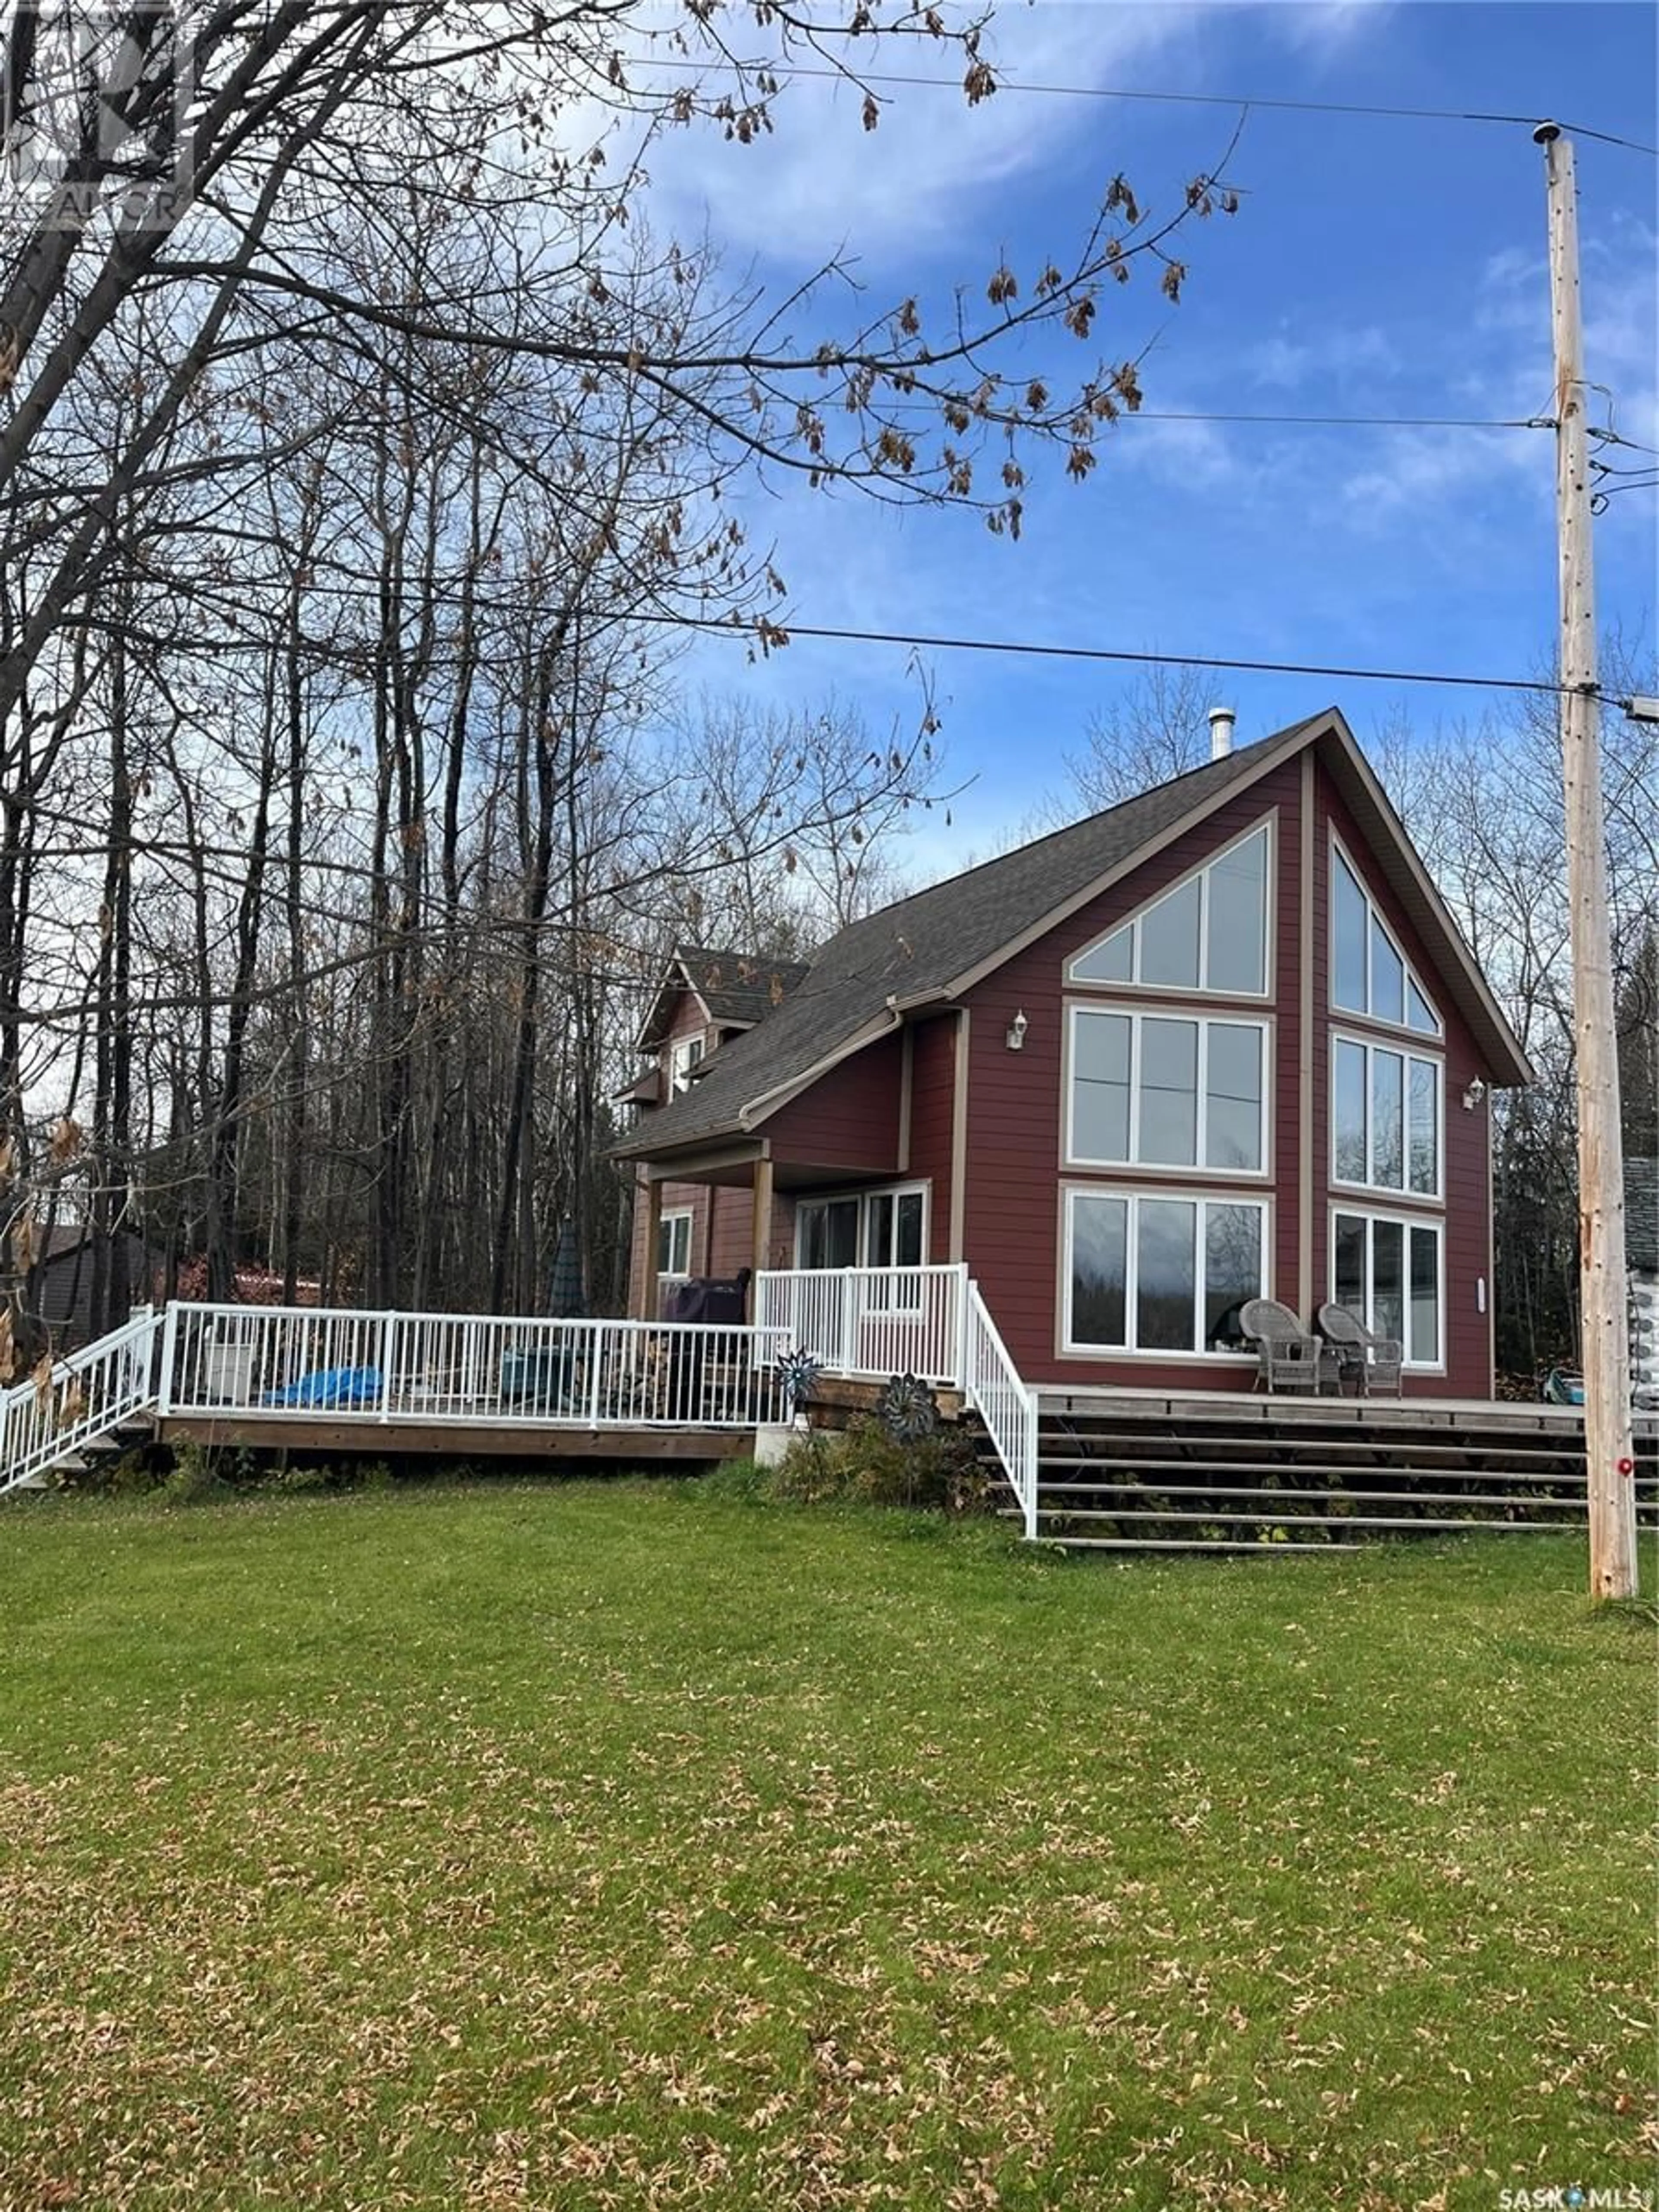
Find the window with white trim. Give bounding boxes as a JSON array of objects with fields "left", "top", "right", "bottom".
[
  {"left": 1331, "top": 843, "right": 1441, "bottom": 1034},
  {"left": 1332, "top": 1208, "right": 1443, "bottom": 1367},
  {"left": 1332, "top": 1036, "right": 1441, "bottom": 1198},
  {"left": 1069, "top": 1006, "right": 1267, "bottom": 1174},
  {"left": 1069, "top": 823, "right": 1271, "bottom": 997},
  {"left": 668, "top": 1034, "right": 706, "bottom": 1094},
  {"left": 656, "top": 1209, "right": 692, "bottom": 1281},
  {"left": 795, "top": 1184, "right": 927, "bottom": 1270},
  {"left": 1066, "top": 1189, "right": 1267, "bottom": 1355}
]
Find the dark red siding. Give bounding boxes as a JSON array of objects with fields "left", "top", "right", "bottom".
[
  {"left": 906, "top": 1015, "right": 959, "bottom": 1262},
  {"left": 763, "top": 1032, "right": 905, "bottom": 1176}
]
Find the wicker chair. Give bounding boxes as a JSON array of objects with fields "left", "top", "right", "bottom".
[
  {"left": 1239, "top": 1297, "right": 1328, "bottom": 1395},
  {"left": 1316, "top": 1303, "right": 1404, "bottom": 1398}
]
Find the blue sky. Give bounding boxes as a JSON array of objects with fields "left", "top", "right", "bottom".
[{"left": 637, "top": 2, "right": 1657, "bottom": 876}]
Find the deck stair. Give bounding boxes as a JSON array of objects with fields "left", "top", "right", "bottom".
[{"left": 1011, "top": 1392, "right": 1659, "bottom": 1552}]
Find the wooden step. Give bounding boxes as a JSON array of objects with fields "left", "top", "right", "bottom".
[{"left": 1036, "top": 1478, "right": 1655, "bottom": 1510}]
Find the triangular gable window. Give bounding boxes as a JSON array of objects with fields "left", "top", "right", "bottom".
[
  {"left": 1331, "top": 842, "right": 1441, "bottom": 1036},
  {"left": 1069, "top": 823, "right": 1271, "bottom": 997}
]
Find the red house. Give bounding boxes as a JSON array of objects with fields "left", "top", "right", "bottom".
[{"left": 617, "top": 709, "right": 1532, "bottom": 1400}]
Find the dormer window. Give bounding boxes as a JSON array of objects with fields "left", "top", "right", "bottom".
[
  {"left": 1331, "top": 842, "right": 1440, "bottom": 1035},
  {"left": 668, "top": 1035, "right": 706, "bottom": 1095},
  {"left": 1068, "top": 823, "right": 1271, "bottom": 998}
]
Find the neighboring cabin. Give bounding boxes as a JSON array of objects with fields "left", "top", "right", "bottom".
[
  {"left": 1630, "top": 1159, "right": 1659, "bottom": 1407},
  {"left": 617, "top": 709, "right": 1533, "bottom": 1399}
]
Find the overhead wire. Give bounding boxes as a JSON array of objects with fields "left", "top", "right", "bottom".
[
  {"left": 633, "top": 55, "right": 1659, "bottom": 156},
  {"left": 619, "top": 611, "right": 1583, "bottom": 701}
]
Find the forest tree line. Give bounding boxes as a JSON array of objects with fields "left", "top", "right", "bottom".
[{"left": 0, "top": 0, "right": 1239, "bottom": 1347}]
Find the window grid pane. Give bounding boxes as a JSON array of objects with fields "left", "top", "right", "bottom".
[
  {"left": 1205, "top": 1204, "right": 1263, "bottom": 1349},
  {"left": 1408, "top": 1059, "right": 1439, "bottom": 1195},
  {"left": 1071, "top": 1195, "right": 1128, "bottom": 1347},
  {"left": 1205, "top": 830, "right": 1268, "bottom": 995},
  {"left": 1409, "top": 1225, "right": 1440, "bottom": 1364},
  {"left": 1138, "top": 876, "right": 1202, "bottom": 988},
  {"left": 1371, "top": 1049, "right": 1405, "bottom": 1189},
  {"left": 1205, "top": 1023, "right": 1264, "bottom": 1172},
  {"left": 1136, "top": 1199, "right": 1198, "bottom": 1351},
  {"left": 1138, "top": 1019, "right": 1199, "bottom": 1166},
  {"left": 1333, "top": 853, "right": 1369, "bottom": 1011},
  {"left": 1334, "top": 1040, "right": 1368, "bottom": 1182}
]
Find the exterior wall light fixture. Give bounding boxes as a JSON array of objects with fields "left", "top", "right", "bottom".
[
  {"left": 1462, "top": 1077, "right": 1488, "bottom": 1111},
  {"left": 1006, "top": 1009, "right": 1029, "bottom": 1052}
]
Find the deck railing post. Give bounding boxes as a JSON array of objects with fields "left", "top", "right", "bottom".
[
  {"left": 954, "top": 1265, "right": 972, "bottom": 1392},
  {"left": 588, "top": 1323, "right": 604, "bottom": 1429},
  {"left": 1023, "top": 1388, "right": 1039, "bottom": 1542},
  {"left": 156, "top": 1300, "right": 180, "bottom": 1417},
  {"left": 379, "top": 1313, "right": 394, "bottom": 1422}
]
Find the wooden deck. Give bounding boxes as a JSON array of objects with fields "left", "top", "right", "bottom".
[{"left": 155, "top": 1414, "right": 741, "bottom": 1462}]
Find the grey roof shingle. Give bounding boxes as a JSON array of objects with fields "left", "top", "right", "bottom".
[
  {"left": 619, "top": 721, "right": 1320, "bottom": 1157},
  {"left": 1628, "top": 1160, "right": 1659, "bottom": 1273},
  {"left": 677, "top": 945, "right": 811, "bottom": 1028}
]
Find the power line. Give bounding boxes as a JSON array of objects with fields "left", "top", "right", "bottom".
[
  {"left": 633, "top": 612, "right": 1579, "bottom": 699},
  {"left": 635, "top": 56, "right": 1659, "bottom": 155}
]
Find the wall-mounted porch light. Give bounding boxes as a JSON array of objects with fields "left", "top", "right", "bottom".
[
  {"left": 1462, "top": 1077, "right": 1488, "bottom": 1111},
  {"left": 1005, "top": 1009, "right": 1029, "bottom": 1052}
]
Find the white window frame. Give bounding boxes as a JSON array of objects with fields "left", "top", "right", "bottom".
[
  {"left": 668, "top": 1033, "right": 707, "bottom": 1095},
  {"left": 793, "top": 1182, "right": 930, "bottom": 1270},
  {"left": 1331, "top": 1031, "right": 1444, "bottom": 1202},
  {"left": 1066, "top": 817, "right": 1275, "bottom": 1001},
  {"left": 1329, "top": 835, "right": 1442, "bottom": 1036},
  {"left": 1065, "top": 1003, "right": 1272, "bottom": 1179},
  {"left": 1328, "top": 1205, "right": 1445, "bottom": 1371},
  {"left": 655, "top": 1208, "right": 693, "bottom": 1284},
  {"left": 1061, "top": 1185, "right": 1269, "bottom": 1360}
]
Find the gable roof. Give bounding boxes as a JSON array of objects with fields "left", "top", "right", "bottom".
[
  {"left": 635, "top": 944, "right": 810, "bottom": 1052},
  {"left": 617, "top": 708, "right": 1534, "bottom": 1161}
]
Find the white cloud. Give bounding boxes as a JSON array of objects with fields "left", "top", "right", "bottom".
[
  {"left": 628, "top": 3, "right": 1213, "bottom": 269},
  {"left": 1243, "top": 322, "right": 1400, "bottom": 389}
]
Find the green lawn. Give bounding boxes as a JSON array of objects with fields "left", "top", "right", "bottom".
[{"left": 0, "top": 1482, "right": 1652, "bottom": 2212}]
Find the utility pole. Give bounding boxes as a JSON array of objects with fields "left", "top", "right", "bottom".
[{"left": 1534, "top": 122, "right": 1639, "bottom": 1600}]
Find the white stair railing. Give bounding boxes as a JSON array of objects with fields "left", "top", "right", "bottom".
[
  {"left": 0, "top": 1306, "right": 162, "bottom": 1496},
  {"left": 960, "top": 1283, "right": 1039, "bottom": 1540},
  {"left": 757, "top": 1265, "right": 1039, "bottom": 1538}
]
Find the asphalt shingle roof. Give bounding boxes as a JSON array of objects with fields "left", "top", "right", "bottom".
[
  {"left": 675, "top": 945, "right": 811, "bottom": 1029},
  {"left": 619, "top": 721, "right": 1320, "bottom": 1157}
]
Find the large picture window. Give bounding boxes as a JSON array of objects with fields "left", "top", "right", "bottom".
[
  {"left": 1066, "top": 1190, "right": 1267, "bottom": 1355},
  {"left": 1331, "top": 843, "right": 1440, "bottom": 1035},
  {"left": 1332, "top": 1036, "right": 1441, "bottom": 1197},
  {"left": 1069, "top": 823, "right": 1271, "bottom": 998},
  {"left": 1070, "top": 1007, "right": 1267, "bottom": 1174},
  {"left": 1332, "top": 1209, "right": 1442, "bottom": 1367}
]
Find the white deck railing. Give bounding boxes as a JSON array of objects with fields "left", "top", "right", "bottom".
[
  {"left": 158, "top": 1303, "right": 789, "bottom": 1431},
  {"left": 0, "top": 1305, "right": 162, "bottom": 1496},
  {"left": 3, "top": 1278, "right": 1042, "bottom": 1537},
  {"left": 961, "top": 1281, "right": 1039, "bottom": 1539},
  {"left": 754, "top": 1264, "right": 967, "bottom": 1386}
]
